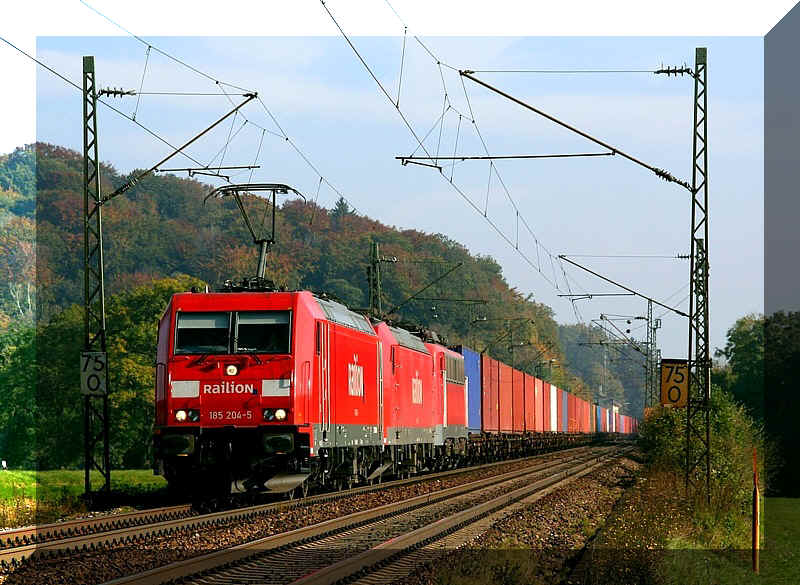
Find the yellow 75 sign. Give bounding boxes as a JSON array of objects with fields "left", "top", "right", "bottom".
[{"left": 660, "top": 359, "right": 688, "bottom": 408}]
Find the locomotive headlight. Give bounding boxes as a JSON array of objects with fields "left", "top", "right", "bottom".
[
  {"left": 274, "top": 408, "right": 287, "bottom": 421},
  {"left": 263, "top": 408, "right": 275, "bottom": 421},
  {"left": 225, "top": 364, "right": 239, "bottom": 376},
  {"left": 175, "top": 409, "right": 188, "bottom": 422}
]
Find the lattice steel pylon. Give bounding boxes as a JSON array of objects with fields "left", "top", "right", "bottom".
[
  {"left": 82, "top": 56, "right": 111, "bottom": 497},
  {"left": 644, "top": 302, "right": 662, "bottom": 409},
  {"left": 368, "top": 240, "right": 383, "bottom": 316},
  {"left": 645, "top": 300, "right": 655, "bottom": 406},
  {"left": 685, "top": 47, "right": 711, "bottom": 503}
]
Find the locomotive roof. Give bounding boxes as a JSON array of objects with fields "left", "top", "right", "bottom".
[
  {"left": 388, "top": 326, "right": 430, "bottom": 354},
  {"left": 314, "top": 296, "right": 374, "bottom": 335}
]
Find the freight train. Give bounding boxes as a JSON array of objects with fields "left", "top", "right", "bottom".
[{"left": 153, "top": 286, "right": 637, "bottom": 499}]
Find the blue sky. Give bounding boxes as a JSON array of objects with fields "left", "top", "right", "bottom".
[{"left": 32, "top": 35, "right": 763, "bottom": 358}]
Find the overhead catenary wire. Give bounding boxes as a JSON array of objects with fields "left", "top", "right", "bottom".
[
  {"left": 0, "top": 34, "right": 214, "bottom": 173},
  {"left": 319, "top": 0, "right": 434, "bottom": 163},
  {"left": 77, "top": 0, "right": 253, "bottom": 93},
  {"left": 396, "top": 26, "right": 408, "bottom": 107},
  {"left": 132, "top": 44, "right": 150, "bottom": 120},
  {"left": 70, "top": 0, "right": 363, "bottom": 215},
  {"left": 248, "top": 129, "right": 266, "bottom": 184}
]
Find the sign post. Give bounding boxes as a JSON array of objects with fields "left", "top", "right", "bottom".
[
  {"left": 660, "top": 358, "right": 688, "bottom": 408},
  {"left": 753, "top": 447, "right": 760, "bottom": 574}
]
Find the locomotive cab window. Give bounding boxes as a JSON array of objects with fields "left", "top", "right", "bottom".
[
  {"left": 235, "top": 311, "right": 291, "bottom": 354},
  {"left": 175, "top": 312, "right": 230, "bottom": 354}
]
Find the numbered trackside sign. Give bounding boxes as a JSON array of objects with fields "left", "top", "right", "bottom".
[
  {"left": 660, "top": 358, "right": 688, "bottom": 408},
  {"left": 81, "top": 351, "right": 108, "bottom": 396}
]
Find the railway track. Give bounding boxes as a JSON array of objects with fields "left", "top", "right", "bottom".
[
  {"left": 0, "top": 504, "right": 194, "bottom": 552},
  {"left": 101, "top": 444, "right": 629, "bottom": 585},
  {"left": 0, "top": 445, "right": 597, "bottom": 569}
]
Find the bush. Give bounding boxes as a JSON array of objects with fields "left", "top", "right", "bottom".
[{"left": 638, "top": 387, "right": 766, "bottom": 548}]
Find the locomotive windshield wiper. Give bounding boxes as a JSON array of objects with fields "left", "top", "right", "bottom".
[{"left": 234, "top": 335, "right": 263, "bottom": 364}]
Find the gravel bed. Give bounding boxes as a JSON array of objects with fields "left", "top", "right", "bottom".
[
  {"left": 1, "top": 449, "right": 592, "bottom": 585},
  {"left": 394, "top": 451, "right": 642, "bottom": 585},
  {"left": 213, "top": 471, "right": 563, "bottom": 585}
]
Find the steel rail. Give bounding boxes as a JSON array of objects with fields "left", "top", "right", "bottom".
[
  {"left": 340, "top": 446, "right": 634, "bottom": 585},
  {"left": 0, "top": 444, "right": 593, "bottom": 568},
  {"left": 100, "top": 446, "right": 618, "bottom": 585},
  {"left": 0, "top": 504, "right": 193, "bottom": 549}
]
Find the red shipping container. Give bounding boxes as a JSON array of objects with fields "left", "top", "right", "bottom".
[
  {"left": 481, "top": 355, "right": 499, "bottom": 433},
  {"left": 586, "top": 401, "right": 591, "bottom": 432},
  {"left": 584, "top": 400, "right": 590, "bottom": 432},
  {"left": 523, "top": 373, "right": 536, "bottom": 432},
  {"left": 512, "top": 368, "right": 525, "bottom": 433},
  {"left": 499, "top": 362, "right": 514, "bottom": 433},
  {"left": 568, "top": 393, "right": 576, "bottom": 432},
  {"left": 542, "top": 382, "right": 551, "bottom": 432},
  {"left": 580, "top": 399, "right": 586, "bottom": 432},
  {"left": 556, "top": 388, "right": 564, "bottom": 432},
  {"left": 535, "top": 378, "right": 544, "bottom": 432}
]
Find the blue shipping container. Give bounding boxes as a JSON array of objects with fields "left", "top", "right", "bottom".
[
  {"left": 458, "top": 346, "right": 482, "bottom": 434},
  {"left": 595, "top": 404, "right": 602, "bottom": 433}
]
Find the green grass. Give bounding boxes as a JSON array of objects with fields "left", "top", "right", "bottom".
[
  {"left": 0, "top": 469, "right": 166, "bottom": 500},
  {"left": 658, "top": 498, "right": 800, "bottom": 585},
  {"left": 0, "top": 470, "right": 168, "bottom": 527}
]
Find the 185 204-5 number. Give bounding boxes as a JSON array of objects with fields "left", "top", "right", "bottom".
[{"left": 208, "top": 410, "right": 254, "bottom": 421}]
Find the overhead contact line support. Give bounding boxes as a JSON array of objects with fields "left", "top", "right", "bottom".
[
  {"left": 459, "top": 70, "right": 692, "bottom": 191},
  {"left": 100, "top": 94, "right": 257, "bottom": 204},
  {"left": 685, "top": 48, "right": 711, "bottom": 503},
  {"left": 397, "top": 152, "right": 614, "bottom": 164},
  {"left": 82, "top": 56, "right": 111, "bottom": 497},
  {"left": 558, "top": 256, "right": 688, "bottom": 318}
]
